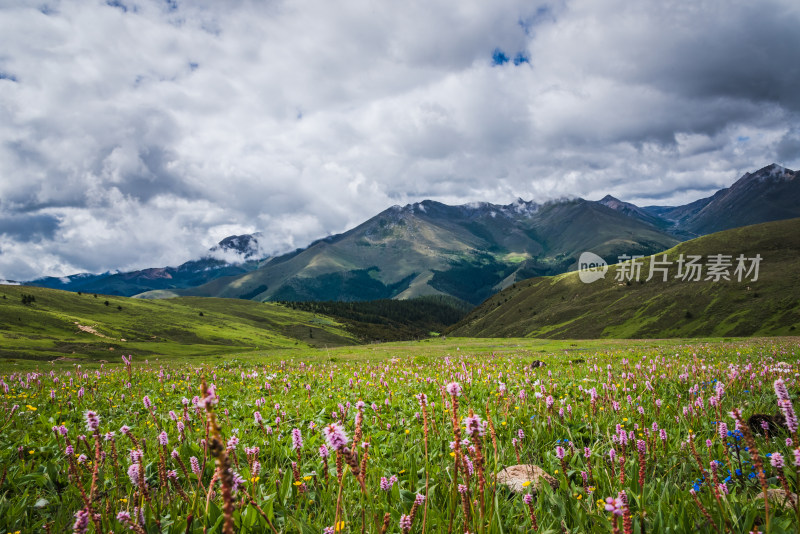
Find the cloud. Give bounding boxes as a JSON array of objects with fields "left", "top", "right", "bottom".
[
  {"left": 0, "top": 213, "right": 60, "bottom": 242},
  {"left": 776, "top": 128, "right": 800, "bottom": 163},
  {"left": 0, "top": 0, "right": 799, "bottom": 280}
]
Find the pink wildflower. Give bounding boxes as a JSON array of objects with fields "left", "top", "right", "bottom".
[
  {"left": 83, "top": 410, "right": 100, "bottom": 432},
  {"left": 322, "top": 423, "right": 349, "bottom": 451},
  {"left": 291, "top": 428, "right": 303, "bottom": 450},
  {"left": 446, "top": 382, "right": 462, "bottom": 397}
]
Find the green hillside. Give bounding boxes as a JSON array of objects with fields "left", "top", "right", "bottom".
[
  {"left": 448, "top": 218, "right": 800, "bottom": 338},
  {"left": 277, "top": 295, "right": 473, "bottom": 341},
  {"left": 0, "top": 285, "right": 358, "bottom": 363}
]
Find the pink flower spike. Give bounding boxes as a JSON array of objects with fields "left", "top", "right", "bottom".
[
  {"left": 605, "top": 496, "right": 624, "bottom": 516},
  {"left": 322, "top": 422, "right": 349, "bottom": 451},
  {"left": 83, "top": 410, "right": 100, "bottom": 432},
  {"left": 291, "top": 428, "right": 303, "bottom": 450},
  {"left": 190, "top": 456, "right": 201, "bottom": 475},
  {"left": 464, "top": 414, "right": 485, "bottom": 437},
  {"left": 446, "top": 382, "right": 462, "bottom": 397},
  {"left": 770, "top": 451, "right": 785, "bottom": 469},
  {"left": 73, "top": 509, "right": 90, "bottom": 534},
  {"left": 127, "top": 464, "right": 140, "bottom": 487}
]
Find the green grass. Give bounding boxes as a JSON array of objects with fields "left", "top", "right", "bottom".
[
  {"left": 0, "top": 285, "right": 358, "bottom": 365},
  {"left": 1, "top": 337, "right": 798, "bottom": 533},
  {"left": 0, "top": 330, "right": 765, "bottom": 373},
  {"left": 450, "top": 218, "right": 800, "bottom": 339}
]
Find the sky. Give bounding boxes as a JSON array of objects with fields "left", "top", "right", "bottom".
[{"left": 1, "top": 0, "right": 800, "bottom": 281}]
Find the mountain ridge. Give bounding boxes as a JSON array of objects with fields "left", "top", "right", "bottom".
[
  {"left": 23, "top": 234, "right": 271, "bottom": 296},
  {"left": 17, "top": 163, "right": 800, "bottom": 304},
  {"left": 147, "top": 196, "right": 680, "bottom": 304}
]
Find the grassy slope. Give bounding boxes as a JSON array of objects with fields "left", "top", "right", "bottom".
[
  {"left": 277, "top": 295, "right": 473, "bottom": 341},
  {"left": 0, "top": 285, "right": 358, "bottom": 363},
  {"left": 449, "top": 218, "right": 800, "bottom": 339}
]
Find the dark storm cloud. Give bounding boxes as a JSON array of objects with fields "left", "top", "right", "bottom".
[
  {"left": 642, "top": 3, "right": 800, "bottom": 111},
  {"left": 775, "top": 129, "right": 800, "bottom": 163},
  {"left": 0, "top": 0, "right": 798, "bottom": 280},
  {"left": 0, "top": 213, "right": 60, "bottom": 242}
]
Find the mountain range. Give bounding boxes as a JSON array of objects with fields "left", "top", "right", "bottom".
[
  {"left": 20, "top": 163, "right": 800, "bottom": 305},
  {"left": 23, "top": 232, "right": 269, "bottom": 296},
  {"left": 137, "top": 198, "right": 680, "bottom": 305}
]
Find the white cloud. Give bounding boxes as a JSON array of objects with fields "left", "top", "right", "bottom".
[{"left": 0, "top": 0, "right": 799, "bottom": 279}]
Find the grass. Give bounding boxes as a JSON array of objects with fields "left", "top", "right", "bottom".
[
  {"left": 0, "top": 329, "right": 766, "bottom": 373},
  {"left": 0, "top": 285, "right": 358, "bottom": 365}
]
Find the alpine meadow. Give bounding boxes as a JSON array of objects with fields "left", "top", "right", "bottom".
[{"left": 2, "top": 1, "right": 800, "bottom": 534}]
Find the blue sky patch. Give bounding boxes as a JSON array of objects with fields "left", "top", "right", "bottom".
[
  {"left": 106, "top": 1, "right": 128, "bottom": 13},
  {"left": 492, "top": 49, "right": 529, "bottom": 67},
  {"left": 0, "top": 72, "right": 18, "bottom": 82},
  {"left": 492, "top": 49, "right": 509, "bottom": 66}
]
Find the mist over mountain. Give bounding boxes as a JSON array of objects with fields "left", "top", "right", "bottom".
[{"left": 23, "top": 234, "right": 270, "bottom": 297}]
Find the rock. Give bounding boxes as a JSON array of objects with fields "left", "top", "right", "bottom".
[
  {"left": 496, "top": 464, "right": 558, "bottom": 493},
  {"left": 747, "top": 413, "right": 787, "bottom": 435},
  {"left": 766, "top": 488, "right": 798, "bottom": 508}
]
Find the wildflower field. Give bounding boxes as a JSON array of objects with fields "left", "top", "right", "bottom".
[{"left": 0, "top": 338, "right": 799, "bottom": 533}]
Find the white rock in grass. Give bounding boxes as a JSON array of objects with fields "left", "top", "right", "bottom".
[
  {"left": 496, "top": 464, "right": 558, "bottom": 493},
  {"left": 767, "top": 488, "right": 798, "bottom": 508}
]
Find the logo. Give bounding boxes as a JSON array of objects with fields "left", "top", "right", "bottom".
[{"left": 578, "top": 252, "right": 607, "bottom": 284}]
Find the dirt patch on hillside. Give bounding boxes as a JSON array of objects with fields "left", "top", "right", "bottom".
[{"left": 74, "top": 322, "right": 111, "bottom": 339}]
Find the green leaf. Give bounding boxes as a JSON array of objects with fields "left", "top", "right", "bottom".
[
  {"left": 280, "top": 469, "right": 293, "bottom": 505},
  {"left": 208, "top": 501, "right": 222, "bottom": 526}
]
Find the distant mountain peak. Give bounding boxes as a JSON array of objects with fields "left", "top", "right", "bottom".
[
  {"left": 500, "top": 198, "right": 539, "bottom": 216},
  {"left": 208, "top": 232, "right": 266, "bottom": 261},
  {"left": 743, "top": 163, "right": 795, "bottom": 183},
  {"left": 598, "top": 194, "right": 640, "bottom": 211}
]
